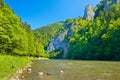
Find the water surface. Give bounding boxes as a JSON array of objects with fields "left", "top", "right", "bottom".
[{"left": 20, "top": 60, "right": 120, "bottom": 80}]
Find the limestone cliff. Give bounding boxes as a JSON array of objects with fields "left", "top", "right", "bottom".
[
  {"left": 83, "top": 4, "right": 95, "bottom": 20},
  {"left": 47, "top": 23, "right": 75, "bottom": 58}
]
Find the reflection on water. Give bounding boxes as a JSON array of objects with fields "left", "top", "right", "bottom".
[{"left": 20, "top": 60, "right": 120, "bottom": 80}]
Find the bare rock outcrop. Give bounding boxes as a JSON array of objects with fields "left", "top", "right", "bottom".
[
  {"left": 83, "top": 4, "right": 95, "bottom": 20},
  {"left": 47, "top": 23, "right": 75, "bottom": 58}
]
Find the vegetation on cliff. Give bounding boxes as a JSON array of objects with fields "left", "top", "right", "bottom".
[{"left": 66, "top": 0, "right": 120, "bottom": 60}]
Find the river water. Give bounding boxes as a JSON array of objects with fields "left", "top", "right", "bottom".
[{"left": 20, "top": 60, "right": 120, "bottom": 80}]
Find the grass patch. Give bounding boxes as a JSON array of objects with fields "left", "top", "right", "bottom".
[{"left": 0, "top": 54, "right": 31, "bottom": 80}]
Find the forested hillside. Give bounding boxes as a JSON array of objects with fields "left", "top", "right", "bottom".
[
  {"left": 0, "top": 0, "right": 47, "bottom": 57},
  {"left": 2, "top": 0, "right": 120, "bottom": 79},
  {"left": 32, "top": 0, "right": 120, "bottom": 60},
  {"left": 33, "top": 22, "right": 64, "bottom": 48},
  {"left": 66, "top": 0, "right": 120, "bottom": 60},
  {"left": 1, "top": 0, "right": 120, "bottom": 60}
]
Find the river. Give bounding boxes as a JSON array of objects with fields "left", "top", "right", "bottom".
[{"left": 19, "top": 60, "right": 120, "bottom": 80}]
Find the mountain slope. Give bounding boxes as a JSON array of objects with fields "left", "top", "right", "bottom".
[
  {"left": 31, "top": 0, "right": 120, "bottom": 60},
  {"left": 66, "top": 0, "right": 120, "bottom": 60},
  {"left": 33, "top": 22, "right": 64, "bottom": 49},
  {"left": 0, "top": 0, "right": 46, "bottom": 57},
  {"left": 35, "top": 0, "right": 120, "bottom": 60}
]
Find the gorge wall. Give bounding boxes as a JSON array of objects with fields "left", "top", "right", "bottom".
[
  {"left": 47, "top": 4, "right": 95, "bottom": 58},
  {"left": 47, "top": 23, "right": 76, "bottom": 58}
]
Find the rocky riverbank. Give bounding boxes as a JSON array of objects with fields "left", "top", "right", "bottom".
[
  {"left": 9, "top": 57, "right": 49, "bottom": 80},
  {"left": 10, "top": 62, "right": 32, "bottom": 80}
]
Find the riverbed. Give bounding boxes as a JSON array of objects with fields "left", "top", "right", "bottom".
[{"left": 19, "top": 60, "right": 120, "bottom": 80}]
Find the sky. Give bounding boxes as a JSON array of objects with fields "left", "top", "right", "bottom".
[{"left": 4, "top": 0, "right": 102, "bottom": 29}]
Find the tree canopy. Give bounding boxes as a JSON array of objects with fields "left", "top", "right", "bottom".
[
  {"left": 0, "top": 1, "right": 47, "bottom": 57},
  {"left": 66, "top": 0, "right": 120, "bottom": 60}
]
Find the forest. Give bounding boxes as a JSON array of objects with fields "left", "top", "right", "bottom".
[
  {"left": 0, "top": 0, "right": 47, "bottom": 57},
  {"left": 33, "top": 22, "right": 64, "bottom": 49},
  {"left": 0, "top": 0, "right": 120, "bottom": 79},
  {"left": 33, "top": 0, "right": 120, "bottom": 60},
  {"left": 1, "top": 0, "right": 120, "bottom": 60},
  {"left": 66, "top": 0, "right": 120, "bottom": 60}
]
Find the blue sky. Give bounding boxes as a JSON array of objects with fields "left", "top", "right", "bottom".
[{"left": 4, "top": 0, "right": 101, "bottom": 29}]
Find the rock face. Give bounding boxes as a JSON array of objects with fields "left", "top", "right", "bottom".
[
  {"left": 47, "top": 23, "right": 75, "bottom": 58},
  {"left": 47, "top": 29, "right": 68, "bottom": 51},
  {"left": 83, "top": 5, "right": 95, "bottom": 20},
  {"left": 116, "top": 0, "right": 120, "bottom": 4}
]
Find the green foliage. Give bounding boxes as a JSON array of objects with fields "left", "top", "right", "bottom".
[
  {"left": 1, "top": 0, "right": 120, "bottom": 61},
  {"left": 0, "top": 2, "right": 47, "bottom": 79},
  {"left": 49, "top": 50, "right": 62, "bottom": 59},
  {"left": 65, "top": 18, "right": 74, "bottom": 25},
  {"left": 0, "top": 55, "right": 31, "bottom": 79},
  {"left": 0, "top": 0, "right": 3, "bottom": 7},
  {"left": 0, "top": 1, "right": 47, "bottom": 57},
  {"left": 66, "top": 0, "right": 120, "bottom": 60},
  {"left": 33, "top": 22, "right": 64, "bottom": 48}
]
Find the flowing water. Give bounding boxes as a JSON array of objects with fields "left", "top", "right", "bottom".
[{"left": 20, "top": 60, "right": 120, "bottom": 80}]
